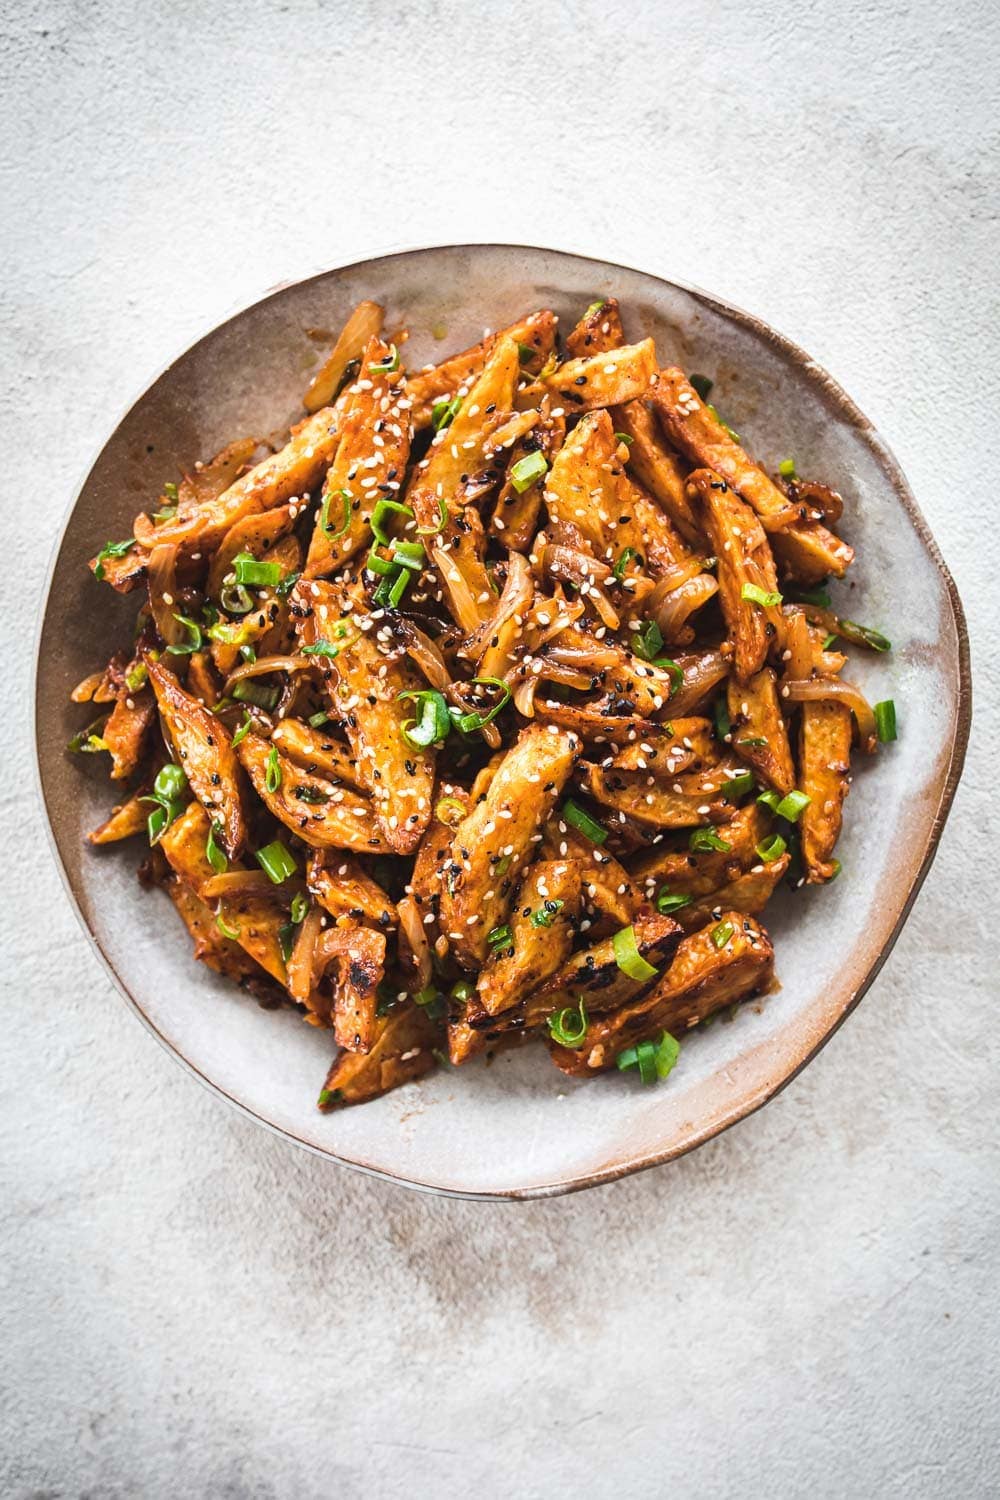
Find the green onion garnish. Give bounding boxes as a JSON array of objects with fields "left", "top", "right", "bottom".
[
  {"left": 215, "top": 912, "right": 241, "bottom": 940},
  {"left": 67, "top": 715, "right": 110, "bottom": 754},
  {"left": 232, "top": 680, "right": 280, "bottom": 710},
  {"left": 711, "top": 920, "right": 734, "bottom": 949},
  {"left": 256, "top": 840, "right": 297, "bottom": 884},
  {"left": 124, "top": 661, "right": 148, "bottom": 693},
  {"left": 614, "top": 431, "right": 634, "bottom": 446},
  {"left": 707, "top": 404, "right": 740, "bottom": 442},
  {"left": 206, "top": 821, "right": 228, "bottom": 873},
  {"left": 232, "top": 711, "right": 253, "bottom": 747},
  {"left": 585, "top": 299, "right": 606, "bottom": 316},
  {"left": 612, "top": 925, "right": 658, "bottom": 983},
  {"left": 758, "top": 788, "right": 811, "bottom": 822},
  {"left": 398, "top": 689, "right": 451, "bottom": 749},
  {"left": 561, "top": 799, "right": 608, "bottom": 845},
  {"left": 755, "top": 833, "right": 787, "bottom": 864},
  {"left": 657, "top": 889, "right": 692, "bottom": 915},
  {"left": 530, "top": 900, "right": 565, "bottom": 928},
  {"left": 93, "top": 538, "right": 135, "bottom": 581},
  {"left": 431, "top": 395, "right": 462, "bottom": 431},
  {"left": 278, "top": 921, "right": 296, "bottom": 962},
  {"left": 450, "top": 676, "right": 511, "bottom": 735},
  {"left": 265, "top": 745, "right": 282, "bottom": 793},
  {"left": 612, "top": 546, "right": 642, "bottom": 581},
  {"left": 821, "top": 633, "right": 838, "bottom": 651},
  {"left": 165, "top": 614, "right": 203, "bottom": 655},
  {"left": 290, "top": 891, "right": 309, "bottom": 924},
  {"left": 239, "top": 644, "right": 256, "bottom": 664},
  {"left": 547, "top": 997, "right": 588, "bottom": 1048},
  {"left": 632, "top": 619, "right": 664, "bottom": 661},
  {"left": 391, "top": 539, "right": 425, "bottom": 571},
  {"left": 838, "top": 619, "right": 892, "bottom": 653},
  {"left": 366, "top": 545, "right": 396, "bottom": 577},
  {"left": 232, "top": 553, "right": 281, "bottom": 587},
  {"left": 320, "top": 487, "right": 352, "bottom": 538},
  {"left": 371, "top": 498, "right": 414, "bottom": 544},
  {"left": 723, "top": 769, "right": 754, "bottom": 800},
  {"left": 516, "top": 341, "right": 537, "bottom": 363},
  {"left": 741, "top": 583, "right": 783, "bottom": 608},
  {"left": 450, "top": 979, "right": 475, "bottom": 1005},
  {"left": 368, "top": 343, "right": 399, "bottom": 373},
  {"left": 275, "top": 570, "right": 301, "bottom": 600},
  {"left": 617, "top": 1030, "right": 680, "bottom": 1082},
  {"left": 154, "top": 763, "right": 186, "bottom": 801},
  {"left": 220, "top": 582, "right": 255, "bottom": 616},
  {"left": 738, "top": 736, "right": 768, "bottom": 747},
  {"left": 301, "top": 639, "right": 342, "bottom": 659},
  {"left": 714, "top": 695, "right": 731, "bottom": 742},
  {"left": 689, "top": 828, "right": 732, "bottom": 853},
  {"left": 416, "top": 495, "right": 449, "bottom": 536},
  {"left": 163, "top": 481, "right": 179, "bottom": 500},
  {"left": 874, "top": 699, "right": 897, "bottom": 743},
  {"left": 307, "top": 711, "right": 330, "bottom": 728},
  {"left": 509, "top": 450, "right": 548, "bottom": 493},
  {"left": 487, "top": 924, "right": 512, "bottom": 950},
  {"left": 387, "top": 567, "right": 412, "bottom": 607},
  {"left": 688, "top": 373, "right": 713, "bottom": 402},
  {"left": 778, "top": 458, "right": 796, "bottom": 478}
]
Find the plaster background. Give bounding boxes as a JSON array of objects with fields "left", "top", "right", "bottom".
[{"left": 2, "top": 0, "right": 997, "bottom": 1495}]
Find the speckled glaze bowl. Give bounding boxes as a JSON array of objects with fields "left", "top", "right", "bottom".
[{"left": 34, "top": 245, "right": 970, "bottom": 1199}]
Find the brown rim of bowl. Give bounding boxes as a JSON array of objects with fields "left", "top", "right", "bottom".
[{"left": 33, "top": 241, "right": 972, "bottom": 1201}]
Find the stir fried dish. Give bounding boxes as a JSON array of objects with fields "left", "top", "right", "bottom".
[{"left": 71, "top": 295, "right": 897, "bottom": 1110}]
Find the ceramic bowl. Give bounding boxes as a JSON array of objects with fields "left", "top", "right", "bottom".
[{"left": 34, "top": 244, "right": 970, "bottom": 1199}]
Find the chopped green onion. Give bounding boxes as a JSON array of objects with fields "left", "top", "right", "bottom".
[
  {"left": 124, "top": 661, "right": 148, "bottom": 693},
  {"left": 387, "top": 567, "right": 412, "bottom": 607},
  {"left": 653, "top": 1031, "right": 680, "bottom": 1079},
  {"left": 154, "top": 763, "right": 187, "bottom": 801},
  {"left": 688, "top": 373, "right": 713, "bottom": 402},
  {"left": 689, "top": 827, "right": 732, "bottom": 854},
  {"left": 391, "top": 539, "right": 425, "bottom": 571},
  {"left": 231, "top": 711, "right": 253, "bottom": 747},
  {"left": 166, "top": 613, "right": 203, "bottom": 655},
  {"left": 585, "top": 299, "right": 606, "bottom": 316},
  {"left": 778, "top": 788, "right": 810, "bottom": 821},
  {"left": 308, "top": 711, "right": 330, "bottom": 729},
  {"left": 220, "top": 582, "right": 254, "bottom": 616},
  {"left": 707, "top": 404, "right": 740, "bottom": 442},
  {"left": 614, "top": 431, "right": 634, "bottom": 447},
  {"left": 301, "top": 639, "right": 342, "bottom": 659},
  {"left": 233, "top": 553, "right": 281, "bottom": 587},
  {"left": 371, "top": 498, "right": 414, "bottom": 544},
  {"left": 632, "top": 619, "right": 664, "bottom": 661},
  {"left": 413, "top": 985, "right": 440, "bottom": 1009},
  {"left": 215, "top": 911, "right": 241, "bottom": 940},
  {"left": 653, "top": 657, "right": 683, "bottom": 692},
  {"left": 494, "top": 855, "right": 511, "bottom": 877},
  {"left": 398, "top": 689, "right": 451, "bottom": 749},
  {"left": 265, "top": 745, "right": 282, "bottom": 793},
  {"left": 163, "top": 481, "right": 179, "bottom": 500},
  {"left": 450, "top": 979, "right": 475, "bottom": 1005},
  {"left": 289, "top": 892, "right": 309, "bottom": 924},
  {"left": 714, "top": 695, "right": 731, "bottom": 742},
  {"left": 741, "top": 583, "right": 783, "bottom": 608},
  {"left": 145, "top": 804, "right": 169, "bottom": 844},
  {"left": 275, "top": 570, "right": 301, "bottom": 600},
  {"left": 516, "top": 341, "right": 537, "bottom": 363},
  {"left": 435, "top": 795, "right": 466, "bottom": 825},
  {"left": 547, "top": 997, "right": 588, "bottom": 1048},
  {"left": 319, "top": 487, "right": 352, "bottom": 538},
  {"left": 530, "top": 900, "right": 565, "bottom": 928},
  {"left": 711, "top": 919, "right": 734, "bottom": 949},
  {"left": 756, "top": 833, "right": 787, "bottom": 864},
  {"left": 365, "top": 544, "right": 396, "bottom": 577},
  {"left": 738, "top": 735, "right": 768, "bottom": 747},
  {"left": 256, "top": 840, "right": 297, "bottom": 884},
  {"left": 278, "top": 921, "right": 296, "bottom": 962},
  {"left": 874, "top": 699, "right": 897, "bottom": 743},
  {"left": 431, "top": 396, "right": 462, "bottom": 432},
  {"left": 838, "top": 618, "right": 892, "bottom": 653},
  {"left": 723, "top": 769, "right": 754, "bottom": 800},
  {"left": 451, "top": 676, "right": 511, "bottom": 735},
  {"left": 239, "top": 644, "right": 257, "bottom": 664},
  {"left": 206, "top": 821, "right": 228, "bottom": 874},
  {"left": 657, "top": 889, "right": 692, "bottom": 916},
  {"left": 67, "top": 715, "right": 110, "bottom": 754},
  {"left": 487, "top": 924, "right": 512, "bottom": 951},
  {"left": 635, "top": 1039, "right": 657, "bottom": 1084},
  {"left": 317, "top": 1088, "right": 341, "bottom": 1108},
  {"left": 294, "top": 784, "right": 329, "bottom": 804},
  {"left": 509, "top": 450, "right": 548, "bottom": 493},
  {"left": 416, "top": 496, "right": 449, "bottom": 535},
  {"left": 826, "top": 859, "right": 842, "bottom": 882},
  {"left": 787, "top": 585, "right": 831, "bottom": 608},
  {"left": 617, "top": 1030, "right": 680, "bottom": 1083},
  {"left": 612, "top": 925, "right": 658, "bottom": 983},
  {"left": 613, "top": 546, "right": 642, "bottom": 581},
  {"left": 368, "top": 342, "right": 399, "bottom": 373},
  {"left": 560, "top": 798, "right": 608, "bottom": 845},
  {"left": 778, "top": 458, "right": 797, "bottom": 478},
  {"left": 821, "top": 633, "right": 839, "bottom": 651},
  {"left": 93, "top": 538, "right": 135, "bottom": 581},
  {"left": 232, "top": 680, "right": 280, "bottom": 710}
]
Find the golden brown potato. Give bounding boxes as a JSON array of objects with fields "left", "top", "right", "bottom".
[
  {"left": 490, "top": 399, "right": 565, "bottom": 553},
  {"left": 270, "top": 719, "right": 363, "bottom": 788},
  {"left": 688, "top": 469, "right": 781, "bottom": 682},
  {"left": 476, "top": 859, "right": 583, "bottom": 1017},
  {"left": 671, "top": 855, "right": 790, "bottom": 929},
  {"left": 406, "top": 310, "right": 557, "bottom": 428},
  {"left": 439, "top": 724, "right": 581, "bottom": 966},
  {"left": 799, "top": 701, "right": 852, "bottom": 882},
  {"left": 237, "top": 730, "right": 387, "bottom": 853},
  {"left": 548, "top": 913, "right": 774, "bottom": 1075},
  {"left": 207, "top": 503, "right": 299, "bottom": 599},
  {"left": 315, "top": 924, "right": 386, "bottom": 1052},
  {"left": 101, "top": 685, "right": 156, "bottom": 781},
  {"left": 564, "top": 296, "right": 625, "bottom": 358},
  {"left": 542, "top": 408, "right": 619, "bottom": 555},
  {"left": 541, "top": 339, "right": 657, "bottom": 412},
  {"left": 611, "top": 398, "right": 702, "bottom": 545},
  {"left": 166, "top": 877, "right": 264, "bottom": 983},
  {"left": 726, "top": 667, "right": 795, "bottom": 794},
  {"left": 629, "top": 802, "right": 771, "bottom": 899},
  {"left": 88, "top": 792, "right": 149, "bottom": 845},
  {"left": 578, "top": 754, "right": 746, "bottom": 830},
  {"left": 318, "top": 1003, "right": 439, "bottom": 1108},
  {"left": 525, "top": 910, "right": 682, "bottom": 1021},
  {"left": 145, "top": 654, "right": 247, "bottom": 857},
  {"left": 306, "top": 849, "right": 397, "bottom": 927}
]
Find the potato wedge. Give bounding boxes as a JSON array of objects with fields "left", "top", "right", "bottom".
[
  {"left": 548, "top": 914, "right": 774, "bottom": 1075},
  {"left": 726, "top": 667, "right": 795, "bottom": 794},
  {"left": 166, "top": 876, "right": 263, "bottom": 983},
  {"left": 439, "top": 724, "right": 580, "bottom": 965},
  {"left": 102, "top": 685, "right": 156, "bottom": 781},
  {"left": 630, "top": 802, "right": 770, "bottom": 898},
  {"left": 88, "top": 792, "right": 149, "bottom": 845},
  {"left": 688, "top": 469, "right": 780, "bottom": 682},
  {"left": 207, "top": 503, "right": 299, "bottom": 599},
  {"left": 611, "top": 398, "right": 702, "bottom": 544},
  {"left": 671, "top": 854, "right": 790, "bottom": 928},
  {"left": 306, "top": 849, "right": 397, "bottom": 927},
  {"left": 237, "top": 730, "right": 386, "bottom": 852},
  {"left": 524, "top": 910, "right": 682, "bottom": 1022},
  {"left": 145, "top": 654, "right": 247, "bottom": 857},
  {"left": 315, "top": 924, "right": 386, "bottom": 1052},
  {"left": 270, "top": 719, "right": 363, "bottom": 789},
  {"left": 564, "top": 296, "right": 625, "bottom": 358},
  {"left": 799, "top": 701, "right": 852, "bottom": 882},
  {"left": 578, "top": 755, "right": 746, "bottom": 829},
  {"left": 542, "top": 339, "right": 657, "bottom": 412},
  {"left": 476, "top": 859, "right": 583, "bottom": 1017},
  {"left": 542, "top": 408, "right": 619, "bottom": 555},
  {"left": 318, "top": 1003, "right": 438, "bottom": 1108},
  {"left": 406, "top": 310, "right": 557, "bottom": 428}
]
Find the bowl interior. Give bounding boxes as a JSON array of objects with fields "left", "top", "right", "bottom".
[{"left": 35, "top": 245, "right": 968, "bottom": 1198}]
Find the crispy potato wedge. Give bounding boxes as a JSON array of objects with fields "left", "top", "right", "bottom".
[
  {"left": 541, "top": 339, "right": 657, "bottom": 412},
  {"left": 726, "top": 667, "right": 795, "bottom": 794},
  {"left": 564, "top": 296, "right": 625, "bottom": 358},
  {"left": 318, "top": 1003, "right": 439, "bottom": 1108},
  {"left": 549, "top": 914, "right": 774, "bottom": 1074},
  {"left": 612, "top": 398, "right": 702, "bottom": 544},
  {"left": 607, "top": 718, "right": 717, "bottom": 778},
  {"left": 688, "top": 469, "right": 780, "bottom": 682},
  {"left": 166, "top": 876, "right": 263, "bottom": 983},
  {"left": 406, "top": 310, "right": 557, "bottom": 428},
  {"left": 799, "top": 700, "right": 852, "bottom": 882},
  {"left": 315, "top": 924, "right": 386, "bottom": 1052},
  {"left": 476, "top": 859, "right": 583, "bottom": 1017},
  {"left": 102, "top": 685, "right": 156, "bottom": 781},
  {"left": 306, "top": 849, "right": 397, "bottom": 927},
  {"left": 176, "top": 437, "right": 261, "bottom": 522},
  {"left": 207, "top": 503, "right": 299, "bottom": 599},
  {"left": 304, "top": 334, "right": 411, "bottom": 576},
  {"left": 237, "top": 730, "right": 386, "bottom": 852},
  {"left": 491, "top": 399, "right": 566, "bottom": 553},
  {"left": 630, "top": 802, "right": 770, "bottom": 898},
  {"left": 145, "top": 654, "right": 247, "bottom": 857},
  {"left": 614, "top": 477, "right": 692, "bottom": 575},
  {"left": 672, "top": 856, "right": 790, "bottom": 929},
  {"left": 522, "top": 910, "right": 682, "bottom": 1024},
  {"left": 88, "top": 792, "right": 149, "bottom": 844},
  {"left": 439, "top": 724, "right": 581, "bottom": 966},
  {"left": 270, "top": 719, "right": 363, "bottom": 788},
  {"left": 542, "top": 408, "right": 619, "bottom": 554},
  {"left": 579, "top": 755, "right": 746, "bottom": 829},
  {"left": 303, "top": 299, "right": 385, "bottom": 413},
  {"left": 297, "top": 581, "right": 435, "bottom": 853},
  {"left": 652, "top": 369, "right": 853, "bottom": 581}
]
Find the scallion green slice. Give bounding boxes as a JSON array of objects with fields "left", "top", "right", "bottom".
[
  {"left": 206, "top": 821, "right": 228, "bottom": 874},
  {"left": 301, "top": 639, "right": 342, "bottom": 658},
  {"left": 398, "top": 689, "right": 451, "bottom": 749},
  {"left": 215, "top": 911, "right": 241, "bottom": 940},
  {"left": 93, "top": 537, "right": 135, "bottom": 581},
  {"left": 165, "top": 613, "right": 203, "bottom": 655},
  {"left": 741, "top": 583, "right": 783, "bottom": 608},
  {"left": 755, "top": 833, "right": 787, "bottom": 864},
  {"left": 370, "top": 498, "right": 414, "bottom": 544},
  {"left": 612, "top": 925, "right": 658, "bottom": 983},
  {"left": 688, "top": 373, "right": 713, "bottom": 402},
  {"left": 778, "top": 457, "right": 796, "bottom": 478},
  {"left": 255, "top": 840, "right": 297, "bottom": 884},
  {"left": 547, "top": 997, "right": 588, "bottom": 1048},
  {"left": 154, "top": 763, "right": 187, "bottom": 801},
  {"left": 509, "top": 450, "right": 548, "bottom": 493},
  {"left": 561, "top": 799, "right": 608, "bottom": 845},
  {"left": 487, "top": 924, "right": 512, "bottom": 950},
  {"left": 612, "top": 546, "right": 642, "bottom": 581},
  {"left": 431, "top": 395, "right": 462, "bottom": 432},
  {"left": 320, "top": 487, "right": 352, "bottom": 538},
  {"left": 689, "top": 827, "right": 732, "bottom": 854},
  {"left": 232, "top": 679, "right": 279, "bottom": 710},
  {"left": 723, "top": 769, "right": 754, "bottom": 800},
  {"left": 233, "top": 553, "right": 282, "bottom": 588},
  {"left": 711, "top": 919, "right": 734, "bottom": 949},
  {"left": 368, "top": 342, "right": 400, "bottom": 373},
  {"left": 839, "top": 619, "right": 891, "bottom": 653},
  {"left": 874, "top": 699, "right": 897, "bottom": 743},
  {"left": 307, "top": 711, "right": 330, "bottom": 729},
  {"left": 265, "top": 745, "right": 282, "bottom": 793},
  {"left": 530, "top": 900, "right": 565, "bottom": 928},
  {"left": 657, "top": 889, "right": 692, "bottom": 915},
  {"left": 231, "top": 711, "right": 253, "bottom": 747}
]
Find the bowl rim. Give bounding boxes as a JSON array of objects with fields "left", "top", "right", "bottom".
[{"left": 33, "top": 240, "right": 972, "bottom": 1200}]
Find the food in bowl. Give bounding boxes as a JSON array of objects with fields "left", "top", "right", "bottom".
[{"left": 69, "top": 294, "right": 897, "bottom": 1110}]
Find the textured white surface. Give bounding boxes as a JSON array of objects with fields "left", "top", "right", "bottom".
[{"left": 2, "top": 0, "right": 997, "bottom": 1495}]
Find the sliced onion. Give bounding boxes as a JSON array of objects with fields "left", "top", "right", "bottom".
[
  {"left": 782, "top": 676, "right": 877, "bottom": 750},
  {"left": 146, "top": 543, "right": 183, "bottom": 647},
  {"left": 644, "top": 557, "right": 706, "bottom": 602},
  {"left": 223, "top": 654, "right": 316, "bottom": 693},
  {"left": 397, "top": 895, "right": 433, "bottom": 989},
  {"left": 546, "top": 643, "right": 621, "bottom": 671},
  {"left": 457, "top": 551, "right": 533, "bottom": 663},
  {"left": 781, "top": 607, "right": 815, "bottom": 681},
  {"left": 665, "top": 649, "right": 729, "bottom": 716},
  {"left": 512, "top": 674, "right": 540, "bottom": 718},
  {"left": 398, "top": 621, "right": 452, "bottom": 691},
  {"left": 541, "top": 543, "right": 614, "bottom": 586},
  {"left": 286, "top": 905, "right": 325, "bottom": 1003},
  {"left": 201, "top": 870, "right": 295, "bottom": 900},
  {"left": 652, "top": 574, "right": 719, "bottom": 642}
]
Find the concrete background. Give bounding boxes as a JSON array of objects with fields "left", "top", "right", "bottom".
[{"left": 2, "top": 0, "right": 997, "bottom": 1495}]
